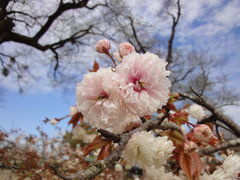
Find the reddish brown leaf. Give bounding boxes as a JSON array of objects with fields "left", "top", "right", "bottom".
[
  {"left": 68, "top": 112, "right": 83, "bottom": 128},
  {"left": 192, "top": 152, "right": 203, "bottom": 179},
  {"left": 83, "top": 135, "right": 111, "bottom": 157},
  {"left": 179, "top": 150, "right": 195, "bottom": 180},
  {"left": 179, "top": 149, "right": 203, "bottom": 180},
  {"left": 169, "top": 110, "right": 189, "bottom": 126},
  {"left": 97, "top": 142, "right": 112, "bottom": 160},
  {"left": 89, "top": 60, "right": 99, "bottom": 72}
]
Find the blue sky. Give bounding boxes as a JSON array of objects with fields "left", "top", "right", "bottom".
[
  {"left": 0, "top": 0, "right": 240, "bottom": 135},
  {"left": 0, "top": 89, "right": 74, "bottom": 136}
]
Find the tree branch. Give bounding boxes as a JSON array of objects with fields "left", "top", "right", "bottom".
[
  {"left": 127, "top": 16, "right": 146, "bottom": 53},
  {"left": 200, "top": 138, "right": 240, "bottom": 155},
  {"left": 34, "top": 0, "right": 89, "bottom": 40},
  {"left": 179, "top": 92, "right": 240, "bottom": 137},
  {"left": 97, "top": 129, "right": 121, "bottom": 143},
  {"left": 166, "top": 0, "right": 181, "bottom": 66},
  {"left": 53, "top": 111, "right": 171, "bottom": 180}
]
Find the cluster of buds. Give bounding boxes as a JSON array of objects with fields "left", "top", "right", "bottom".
[
  {"left": 193, "top": 124, "right": 214, "bottom": 142},
  {"left": 95, "top": 39, "right": 135, "bottom": 61},
  {"left": 187, "top": 124, "right": 219, "bottom": 146}
]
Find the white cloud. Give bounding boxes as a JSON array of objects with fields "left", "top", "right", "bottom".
[
  {"left": 213, "top": 0, "right": 240, "bottom": 29},
  {"left": 2, "top": 0, "right": 240, "bottom": 95},
  {"left": 223, "top": 105, "right": 240, "bottom": 125}
]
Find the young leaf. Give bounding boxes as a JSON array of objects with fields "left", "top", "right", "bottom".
[
  {"left": 192, "top": 152, "right": 203, "bottom": 179},
  {"left": 169, "top": 110, "right": 189, "bottom": 126},
  {"left": 97, "top": 142, "right": 112, "bottom": 160},
  {"left": 179, "top": 149, "right": 203, "bottom": 180},
  {"left": 89, "top": 60, "right": 99, "bottom": 72},
  {"left": 68, "top": 112, "right": 83, "bottom": 128},
  {"left": 83, "top": 135, "right": 111, "bottom": 157}
]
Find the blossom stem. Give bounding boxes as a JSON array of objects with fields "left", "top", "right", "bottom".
[
  {"left": 106, "top": 52, "right": 117, "bottom": 67},
  {"left": 184, "top": 120, "right": 195, "bottom": 127}
]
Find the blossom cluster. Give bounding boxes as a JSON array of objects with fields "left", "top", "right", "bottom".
[
  {"left": 189, "top": 104, "right": 205, "bottom": 120},
  {"left": 122, "top": 131, "right": 174, "bottom": 168},
  {"left": 76, "top": 40, "right": 171, "bottom": 133},
  {"left": 200, "top": 155, "right": 240, "bottom": 180}
]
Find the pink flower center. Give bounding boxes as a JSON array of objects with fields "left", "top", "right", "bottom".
[
  {"left": 129, "top": 76, "right": 146, "bottom": 92},
  {"left": 134, "top": 80, "right": 145, "bottom": 92},
  {"left": 97, "top": 91, "right": 109, "bottom": 100}
]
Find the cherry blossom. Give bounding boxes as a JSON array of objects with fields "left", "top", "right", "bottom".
[
  {"left": 95, "top": 39, "right": 110, "bottom": 53},
  {"left": 193, "top": 124, "right": 214, "bottom": 142},
  {"left": 118, "top": 42, "right": 135, "bottom": 57},
  {"left": 116, "top": 52, "right": 171, "bottom": 116}
]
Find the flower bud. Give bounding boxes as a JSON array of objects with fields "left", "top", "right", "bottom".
[
  {"left": 118, "top": 42, "right": 135, "bottom": 57},
  {"left": 95, "top": 39, "right": 110, "bottom": 53},
  {"left": 49, "top": 118, "right": 59, "bottom": 125},
  {"left": 70, "top": 105, "right": 78, "bottom": 117},
  {"left": 193, "top": 124, "right": 213, "bottom": 142}
]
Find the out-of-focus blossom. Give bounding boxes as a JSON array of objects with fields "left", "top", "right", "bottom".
[
  {"left": 189, "top": 104, "right": 205, "bottom": 120},
  {"left": 116, "top": 52, "right": 171, "bottom": 116},
  {"left": 122, "top": 131, "right": 174, "bottom": 168},
  {"left": 200, "top": 155, "right": 240, "bottom": 180},
  {"left": 69, "top": 105, "right": 78, "bottom": 117},
  {"left": 114, "top": 163, "right": 123, "bottom": 172},
  {"left": 193, "top": 124, "right": 214, "bottom": 142},
  {"left": 145, "top": 166, "right": 182, "bottom": 180},
  {"left": 49, "top": 118, "right": 59, "bottom": 125},
  {"left": 72, "top": 125, "right": 96, "bottom": 143},
  {"left": 125, "top": 164, "right": 132, "bottom": 170},
  {"left": 118, "top": 42, "right": 135, "bottom": 57},
  {"left": 95, "top": 39, "right": 110, "bottom": 53}
]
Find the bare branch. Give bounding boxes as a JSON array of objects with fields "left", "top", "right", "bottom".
[
  {"left": 97, "top": 129, "right": 121, "bottom": 143},
  {"left": 172, "top": 67, "right": 195, "bottom": 84},
  {"left": 85, "top": 2, "right": 107, "bottom": 10},
  {"left": 127, "top": 16, "right": 146, "bottom": 53},
  {"left": 200, "top": 138, "right": 240, "bottom": 155},
  {"left": 166, "top": 0, "right": 181, "bottom": 66},
  {"left": 34, "top": 0, "right": 90, "bottom": 40}
]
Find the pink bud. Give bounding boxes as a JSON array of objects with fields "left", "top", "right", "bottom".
[
  {"left": 118, "top": 42, "right": 135, "bottom": 57},
  {"left": 193, "top": 124, "right": 213, "bottom": 142},
  {"left": 184, "top": 141, "right": 198, "bottom": 153},
  {"left": 95, "top": 39, "right": 110, "bottom": 53}
]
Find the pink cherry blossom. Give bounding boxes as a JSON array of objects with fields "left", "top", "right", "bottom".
[
  {"left": 76, "top": 68, "right": 141, "bottom": 133},
  {"left": 193, "top": 124, "right": 214, "bottom": 142},
  {"left": 95, "top": 39, "right": 110, "bottom": 53},
  {"left": 118, "top": 42, "right": 135, "bottom": 57},
  {"left": 116, "top": 52, "right": 171, "bottom": 116},
  {"left": 76, "top": 68, "right": 121, "bottom": 125}
]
